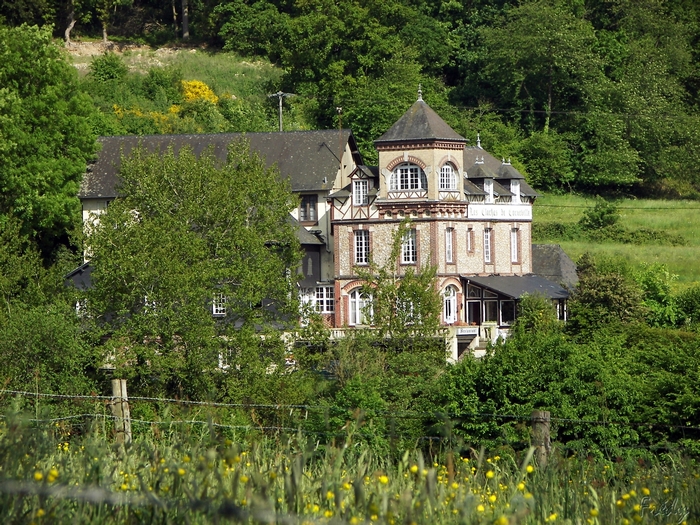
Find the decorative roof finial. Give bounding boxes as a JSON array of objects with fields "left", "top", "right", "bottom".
[
  {"left": 417, "top": 84, "right": 423, "bottom": 101},
  {"left": 476, "top": 132, "right": 482, "bottom": 149},
  {"left": 502, "top": 157, "right": 506, "bottom": 164},
  {"left": 506, "top": 157, "right": 511, "bottom": 165}
]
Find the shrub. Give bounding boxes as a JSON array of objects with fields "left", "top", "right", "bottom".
[
  {"left": 578, "top": 197, "right": 619, "bottom": 230},
  {"left": 89, "top": 52, "right": 128, "bottom": 83}
]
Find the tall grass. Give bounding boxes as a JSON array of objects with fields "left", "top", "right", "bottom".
[
  {"left": 534, "top": 194, "right": 700, "bottom": 285},
  {"left": 0, "top": 411, "right": 698, "bottom": 524}
]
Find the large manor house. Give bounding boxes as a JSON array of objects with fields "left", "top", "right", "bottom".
[{"left": 75, "top": 94, "right": 573, "bottom": 360}]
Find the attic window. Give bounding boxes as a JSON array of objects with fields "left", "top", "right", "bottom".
[
  {"left": 390, "top": 163, "right": 427, "bottom": 191},
  {"left": 353, "top": 180, "right": 368, "bottom": 205}
]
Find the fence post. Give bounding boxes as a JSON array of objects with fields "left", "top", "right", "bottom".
[
  {"left": 531, "top": 410, "right": 550, "bottom": 467},
  {"left": 110, "top": 379, "right": 132, "bottom": 444}
]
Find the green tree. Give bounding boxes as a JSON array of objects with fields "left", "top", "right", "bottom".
[
  {"left": 85, "top": 140, "right": 301, "bottom": 399},
  {"left": 0, "top": 25, "right": 97, "bottom": 256}
]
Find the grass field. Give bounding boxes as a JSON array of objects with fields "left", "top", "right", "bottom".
[
  {"left": 533, "top": 194, "right": 700, "bottom": 286},
  {"left": 1, "top": 415, "right": 698, "bottom": 524}
]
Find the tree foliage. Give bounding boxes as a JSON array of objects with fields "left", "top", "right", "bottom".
[
  {"left": 0, "top": 25, "right": 97, "bottom": 254},
  {"left": 86, "top": 140, "right": 301, "bottom": 399}
]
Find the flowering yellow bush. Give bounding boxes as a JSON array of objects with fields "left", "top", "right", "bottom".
[{"left": 181, "top": 80, "right": 219, "bottom": 104}]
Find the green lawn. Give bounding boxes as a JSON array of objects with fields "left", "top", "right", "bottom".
[{"left": 533, "top": 194, "right": 700, "bottom": 286}]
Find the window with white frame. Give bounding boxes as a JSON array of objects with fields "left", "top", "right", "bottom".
[
  {"left": 440, "top": 163, "right": 457, "bottom": 190},
  {"left": 213, "top": 293, "right": 227, "bottom": 316},
  {"left": 353, "top": 179, "right": 368, "bottom": 206},
  {"left": 511, "top": 228, "right": 520, "bottom": 263},
  {"left": 349, "top": 288, "right": 372, "bottom": 325},
  {"left": 467, "top": 228, "right": 474, "bottom": 254},
  {"left": 484, "top": 228, "right": 492, "bottom": 264},
  {"left": 390, "top": 163, "right": 427, "bottom": 191},
  {"left": 445, "top": 228, "right": 454, "bottom": 263},
  {"left": 401, "top": 229, "right": 417, "bottom": 264},
  {"left": 354, "top": 230, "right": 370, "bottom": 265},
  {"left": 315, "top": 286, "right": 335, "bottom": 313},
  {"left": 484, "top": 179, "right": 494, "bottom": 203},
  {"left": 443, "top": 285, "right": 457, "bottom": 324}
]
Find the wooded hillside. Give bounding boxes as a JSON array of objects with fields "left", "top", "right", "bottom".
[{"left": 6, "top": 0, "right": 699, "bottom": 196}]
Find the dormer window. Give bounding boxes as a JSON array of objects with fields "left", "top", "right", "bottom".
[
  {"left": 353, "top": 180, "right": 368, "bottom": 205},
  {"left": 511, "top": 180, "right": 521, "bottom": 204},
  {"left": 390, "top": 163, "right": 427, "bottom": 191},
  {"left": 484, "top": 179, "right": 494, "bottom": 204},
  {"left": 439, "top": 163, "right": 457, "bottom": 190}
]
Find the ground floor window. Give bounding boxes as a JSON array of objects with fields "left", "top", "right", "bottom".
[
  {"left": 349, "top": 288, "right": 372, "bottom": 325},
  {"left": 483, "top": 300, "right": 498, "bottom": 322},
  {"left": 467, "top": 300, "right": 481, "bottom": 325},
  {"left": 501, "top": 300, "right": 516, "bottom": 325},
  {"left": 444, "top": 285, "right": 457, "bottom": 324}
]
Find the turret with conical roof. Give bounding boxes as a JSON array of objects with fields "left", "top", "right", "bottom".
[{"left": 375, "top": 93, "right": 467, "bottom": 201}]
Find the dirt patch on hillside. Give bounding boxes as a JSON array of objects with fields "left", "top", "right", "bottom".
[{"left": 65, "top": 41, "right": 200, "bottom": 72}]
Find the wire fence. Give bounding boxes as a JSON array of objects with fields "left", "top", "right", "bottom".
[{"left": 1, "top": 388, "right": 699, "bottom": 447}]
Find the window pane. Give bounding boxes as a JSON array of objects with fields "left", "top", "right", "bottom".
[
  {"left": 501, "top": 300, "right": 515, "bottom": 325},
  {"left": 484, "top": 300, "right": 498, "bottom": 322},
  {"left": 484, "top": 229, "right": 492, "bottom": 263},
  {"left": 353, "top": 180, "right": 368, "bottom": 205},
  {"left": 354, "top": 230, "right": 369, "bottom": 264},
  {"left": 445, "top": 228, "right": 453, "bottom": 263},
  {"left": 401, "top": 229, "right": 417, "bottom": 263}
]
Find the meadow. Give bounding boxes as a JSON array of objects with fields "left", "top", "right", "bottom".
[
  {"left": 533, "top": 194, "right": 700, "bottom": 286},
  {"left": 0, "top": 412, "right": 698, "bottom": 525}
]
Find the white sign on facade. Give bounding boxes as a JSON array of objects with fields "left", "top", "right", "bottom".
[{"left": 467, "top": 204, "right": 532, "bottom": 221}]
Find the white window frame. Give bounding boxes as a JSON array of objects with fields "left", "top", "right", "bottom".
[
  {"left": 443, "top": 285, "right": 457, "bottom": 324},
  {"left": 349, "top": 288, "right": 372, "bottom": 326},
  {"left": 401, "top": 229, "right": 417, "bottom": 264},
  {"left": 445, "top": 228, "right": 454, "bottom": 263},
  {"left": 511, "top": 179, "right": 521, "bottom": 204},
  {"left": 439, "top": 163, "right": 457, "bottom": 190},
  {"left": 390, "top": 163, "right": 427, "bottom": 191},
  {"left": 467, "top": 228, "right": 474, "bottom": 254},
  {"left": 315, "top": 286, "right": 334, "bottom": 313},
  {"left": 511, "top": 228, "right": 520, "bottom": 264},
  {"left": 484, "top": 179, "right": 494, "bottom": 204},
  {"left": 354, "top": 230, "right": 370, "bottom": 265},
  {"left": 484, "top": 228, "right": 492, "bottom": 264},
  {"left": 353, "top": 180, "right": 369, "bottom": 206},
  {"left": 213, "top": 293, "right": 227, "bottom": 316}
]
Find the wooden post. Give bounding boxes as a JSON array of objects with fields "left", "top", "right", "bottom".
[
  {"left": 111, "top": 379, "right": 132, "bottom": 444},
  {"left": 531, "top": 410, "right": 550, "bottom": 467}
]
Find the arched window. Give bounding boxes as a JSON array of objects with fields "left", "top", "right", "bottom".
[
  {"left": 443, "top": 285, "right": 457, "bottom": 324},
  {"left": 349, "top": 288, "right": 373, "bottom": 326},
  {"left": 390, "top": 163, "right": 428, "bottom": 191},
  {"left": 440, "top": 163, "right": 457, "bottom": 190}
]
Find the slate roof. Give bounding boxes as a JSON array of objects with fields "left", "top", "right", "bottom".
[
  {"left": 374, "top": 100, "right": 467, "bottom": 145},
  {"left": 532, "top": 244, "right": 579, "bottom": 289},
  {"left": 289, "top": 216, "right": 324, "bottom": 245},
  {"left": 463, "top": 274, "right": 569, "bottom": 300},
  {"left": 80, "top": 130, "right": 360, "bottom": 199},
  {"left": 464, "top": 147, "right": 526, "bottom": 180}
]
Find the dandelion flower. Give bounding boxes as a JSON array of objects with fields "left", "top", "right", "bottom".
[
  {"left": 410, "top": 465, "right": 418, "bottom": 474},
  {"left": 589, "top": 508, "right": 598, "bottom": 517},
  {"left": 378, "top": 475, "right": 389, "bottom": 485},
  {"left": 33, "top": 472, "right": 43, "bottom": 482},
  {"left": 486, "top": 470, "right": 495, "bottom": 479},
  {"left": 526, "top": 465, "right": 534, "bottom": 473},
  {"left": 476, "top": 504, "right": 485, "bottom": 512},
  {"left": 37, "top": 509, "right": 46, "bottom": 518}
]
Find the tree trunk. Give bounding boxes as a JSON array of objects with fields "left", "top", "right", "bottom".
[
  {"left": 102, "top": 23, "right": 108, "bottom": 44},
  {"left": 182, "top": 0, "right": 189, "bottom": 40},
  {"left": 65, "top": 9, "right": 76, "bottom": 45},
  {"left": 171, "top": 0, "right": 179, "bottom": 37},
  {"left": 544, "top": 66, "right": 552, "bottom": 134}
]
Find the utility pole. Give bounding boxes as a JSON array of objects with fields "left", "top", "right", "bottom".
[{"left": 268, "top": 91, "right": 295, "bottom": 132}]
